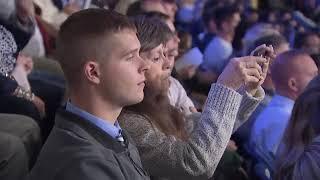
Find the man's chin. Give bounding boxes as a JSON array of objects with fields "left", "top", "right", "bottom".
[{"left": 126, "top": 94, "right": 144, "bottom": 106}]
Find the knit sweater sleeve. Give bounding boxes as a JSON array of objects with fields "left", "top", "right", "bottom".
[
  {"left": 233, "top": 86, "right": 265, "bottom": 132},
  {"left": 120, "top": 83, "right": 242, "bottom": 179}
]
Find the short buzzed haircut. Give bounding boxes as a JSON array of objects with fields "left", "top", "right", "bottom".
[
  {"left": 271, "top": 50, "right": 310, "bottom": 87},
  {"left": 56, "top": 9, "right": 136, "bottom": 87}
]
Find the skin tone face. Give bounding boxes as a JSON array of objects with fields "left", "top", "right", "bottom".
[
  {"left": 303, "top": 35, "right": 320, "bottom": 54},
  {"left": 140, "top": 44, "right": 171, "bottom": 94},
  {"left": 293, "top": 56, "right": 318, "bottom": 96},
  {"left": 230, "top": 13, "right": 241, "bottom": 29},
  {"left": 93, "top": 30, "right": 150, "bottom": 107},
  {"left": 164, "top": 19, "right": 180, "bottom": 73},
  {"left": 222, "top": 13, "right": 241, "bottom": 34},
  {"left": 161, "top": 1, "right": 178, "bottom": 21},
  {"left": 275, "top": 43, "right": 290, "bottom": 55}
]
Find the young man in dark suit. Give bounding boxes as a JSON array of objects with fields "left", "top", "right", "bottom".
[{"left": 29, "top": 9, "right": 150, "bottom": 180}]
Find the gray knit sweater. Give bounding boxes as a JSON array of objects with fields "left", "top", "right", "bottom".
[{"left": 119, "top": 83, "right": 264, "bottom": 179}]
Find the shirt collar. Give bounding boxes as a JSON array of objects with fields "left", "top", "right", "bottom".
[
  {"left": 270, "top": 94, "right": 295, "bottom": 112},
  {"left": 65, "top": 101, "right": 122, "bottom": 139}
]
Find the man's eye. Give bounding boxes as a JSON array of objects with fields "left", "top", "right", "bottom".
[
  {"left": 153, "top": 57, "right": 160, "bottom": 62},
  {"left": 126, "top": 55, "right": 134, "bottom": 61}
]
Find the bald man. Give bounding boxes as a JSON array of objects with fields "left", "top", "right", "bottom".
[{"left": 249, "top": 50, "right": 318, "bottom": 173}]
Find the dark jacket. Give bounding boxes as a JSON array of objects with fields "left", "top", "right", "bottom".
[{"left": 29, "top": 109, "right": 150, "bottom": 180}]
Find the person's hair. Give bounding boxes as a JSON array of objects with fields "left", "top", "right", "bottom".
[
  {"left": 274, "top": 75, "right": 320, "bottom": 180},
  {"left": 310, "top": 54, "right": 320, "bottom": 69},
  {"left": 142, "top": 11, "right": 171, "bottom": 22},
  {"left": 56, "top": 8, "right": 136, "bottom": 88},
  {"left": 294, "top": 32, "right": 319, "bottom": 49},
  {"left": 242, "top": 23, "right": 280, "bottom": 55},
  {"left": 126, "top": 1, "right": 143, "bottom": 17},
  {"left": 131, "top": 15, "right": 173, "bottom": 52},
  {"left": 248, "top": 34, "right": 288, "bottom": 55},
  {"left": 214, "top": 4, "right": 240, "bottom": 29},
  {"left": 124, "top": 15, "right": 188, "bottom": 140},
  {"left": 177, "top": 30, "right": 192, "bottom": 58},
  {"left": 124, "top": 93, "right": 189, "bottom": 140},
  {"left": 91, "top": 0, "right": 118, "bottom": 10},
  {"left": 202, "top": 3, "right": 220, "bottom": 27}
]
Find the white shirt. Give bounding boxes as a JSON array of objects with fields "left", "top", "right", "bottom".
[{"left": 168, "top": 77, "right": 195, "bottom": 116}]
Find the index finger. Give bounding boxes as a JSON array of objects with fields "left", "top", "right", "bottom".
[
  {"left": 250, "top": 44, "right": 267, "bottom": 56},
  {"left": 242, "top": 56, "right": 268, "bottom": 65}
]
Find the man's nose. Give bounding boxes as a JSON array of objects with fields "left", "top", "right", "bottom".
[
  {"left": 139, "top": 56, "right": 150, "bottom": 73},
  {"left": 174, "top": 34, "right": 180, "bottom": 43}
]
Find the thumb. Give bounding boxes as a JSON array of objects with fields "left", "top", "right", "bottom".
[{"left": 189, "top": 106, "right": 198, "bottom": 113}]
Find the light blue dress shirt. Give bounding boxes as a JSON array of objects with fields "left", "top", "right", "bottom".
[
  {"left": 203, "top": 36, "right": 233, "bottom": 73},
  {"left": 66, "top": 102, "right": 122, "bottom": 139},
  {"left": 249, "top": 94, "right": 294, "bottom": 166}
]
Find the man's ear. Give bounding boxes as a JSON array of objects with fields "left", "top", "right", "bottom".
[
  {"left": 84, "top": 61, "right": 101, "bottom": 84},
  {"left": 288, "top": 77, "right": 298, "bottom": 93}
]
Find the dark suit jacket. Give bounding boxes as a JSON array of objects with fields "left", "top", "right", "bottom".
[{"left": 29, "top": 109, "right": 150, "bottom": 180}]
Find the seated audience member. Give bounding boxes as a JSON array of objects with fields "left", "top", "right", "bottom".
[
  {"left": 0, "top": 0, "right": 64, "bottom": 141},
  {"left": 142, "top": 11, "right": 196, "bottom": 115},
  {"left": 274, "top": 75, "right": 320, "bottom": 180},
  {"left": 29, "top": 9, "right": 150, "bottom": 180},
  {"left": 195, "top": 4, "right": 241, "bottom": 88},
  {"left": 202, "top": 4, "right": 241, "bottom": 75},
  {"left": 294, "top": 32, "right": 320, "bottom": 54},
  {"left": 234, "top": 34, "right": 290, "bottom": 147},
  {"left": 119, "top": 15, "right": 272, "bottom": 179},
  {"left": 0, "top": 0, "right": 46, "bottom": 124},
  {"left": 194, "top": 2, "right": 217, "bottom": 53},
  {"left": 250, "top": 50, "right": 318, "bottom": 174}
]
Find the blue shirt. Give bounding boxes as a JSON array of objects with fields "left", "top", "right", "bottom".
[
  {"left": 66, "top": 102, "right": 122, "bottom": 139},
  {"left": 250, "top": 94, "right": 294, "bottom": 166},
  {"left": 203, "top": 36, "right": 233, "bottom": 73}
]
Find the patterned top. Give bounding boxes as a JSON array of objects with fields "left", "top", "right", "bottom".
[
  {"left": 119, "top": 84, "right": 264, "bottom": 179},
  {"left": 0, "top": 25, "right": 17, "bottom": 76}
]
